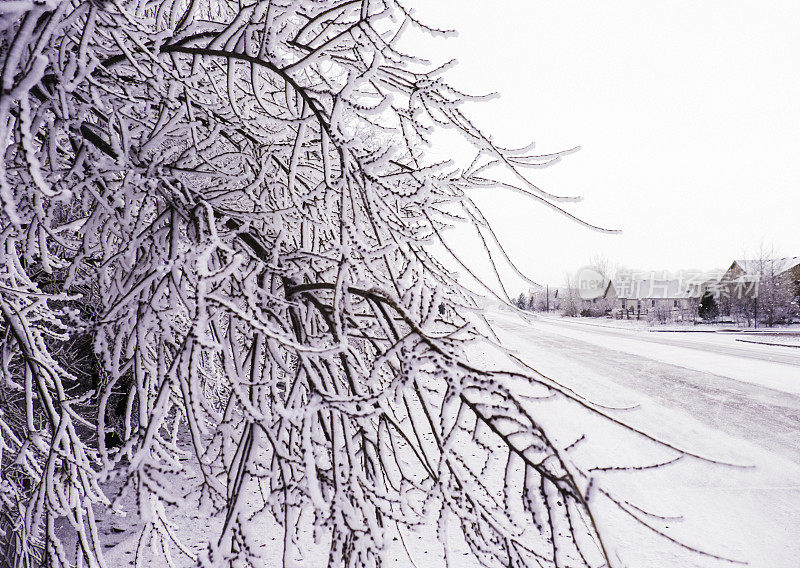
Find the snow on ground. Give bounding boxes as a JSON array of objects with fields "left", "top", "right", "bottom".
[
  {"left": 521, "top": 314, "right": 800, "bottom": 395},
  {"left": 736, "top": 336, "right": 800, "bottom": 348},
  {"left": 546, "top": 315, "right": 800, "bottom": 334},
  {"left": 485, "top": 308, "right": 800, "bottom": 568}
]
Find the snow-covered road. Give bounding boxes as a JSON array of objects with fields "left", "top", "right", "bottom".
[
  {"left": 504, "top": 315, "right": 800, "bottom": 461},
  {"left": 528, "top": 316, "right": 800, "bottom": 395},
  {"left": 487, "top": 311, "right": 800, "bottom": 568}
]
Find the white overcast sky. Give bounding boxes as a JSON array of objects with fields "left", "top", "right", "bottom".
[{"left": 405, "top": 1, "right": 800, "bottom": 291}]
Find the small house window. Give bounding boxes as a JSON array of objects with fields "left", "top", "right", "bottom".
[
  {"left": 651, "top": 299, "right": 656, "bottom": 307},
  {"left": 674, "top": 299, "right": 679, "bottom": 307},
  {"left": 622, "top": 299, "right": 627, "bottom": 308}
]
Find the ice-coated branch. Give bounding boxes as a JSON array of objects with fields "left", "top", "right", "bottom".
[{"left": 0, "top": 2, "right": 694, "bottom": 568}]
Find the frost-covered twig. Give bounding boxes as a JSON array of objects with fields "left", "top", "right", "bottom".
[{"left": 0, "top": 2, "right": 718, "bottom": 568}]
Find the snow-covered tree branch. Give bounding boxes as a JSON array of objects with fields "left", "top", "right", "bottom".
[{"left": 0, "top": 2, "right": 734, "bottom": 567}]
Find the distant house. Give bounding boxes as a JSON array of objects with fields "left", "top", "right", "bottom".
[
  {"left": 612, "top": 275, "right": 703, "bottom": 321},
  {"left": 717, "top": 257, "right": 800, "bottom": 324},
  {"left": 719, "top": 257, "right": 800, "bottom": 290},
  {"left": 577, "top": 280, "right": 616, "bottom": 315}
]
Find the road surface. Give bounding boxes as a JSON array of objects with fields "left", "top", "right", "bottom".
[
  {"left": 536, "top": 316, "right": 800, "bottom": 367},
  {"left": 509, "top": 315, "right": 800, "bottom": 460},
  {"left": 486, "top": 311, "right": 800, "bottom": 568}
]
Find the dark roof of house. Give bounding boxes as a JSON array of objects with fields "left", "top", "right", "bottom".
[{"left": 732, "top": 257, "right": 800, "bottom": 276}]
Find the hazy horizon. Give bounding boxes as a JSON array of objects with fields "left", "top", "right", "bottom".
[{"left": 408, "top": 1, "right": 800, "bottom": 294}]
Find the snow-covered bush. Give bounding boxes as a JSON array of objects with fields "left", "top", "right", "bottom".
[{"left": 0, "top": 2, "right": 722, "bottom": 567}]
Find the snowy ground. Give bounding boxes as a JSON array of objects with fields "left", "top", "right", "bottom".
[
  {"left": 736, "top": 336, "right": 800, "bottom": 348},
  {"left": 528, "top": 314, "right": 800, "bottom": 395},
  {"left": 87, "top": 307, "right": 800, "bottom": 568},
  {"left": 484, "top": 309, "right": 800, "bottom": 568},
  {"left": 547, "top": 315, "right": 800, "bottom": 334}
]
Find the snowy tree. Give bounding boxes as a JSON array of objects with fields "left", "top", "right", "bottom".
[
  {"left": 0, "top": 1, "right": 736, "bottom": 567},
  {"left": 791, "top": 278, "right": 800, "bottom": 324},
  {"left": 561, "top": 275, "right": 580, "bottom": 317},
  {"left": 698, "top": 291, "right": 719, "bottom": 321},
  {"left": 587, "top": 253, "right": 615, "bottom": 282},
  {"left": 725, "top": 245, "right": 795, "bottom": 327},
  {"left": 755, "top": 258, "right": 794, "bottom": 327}
]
